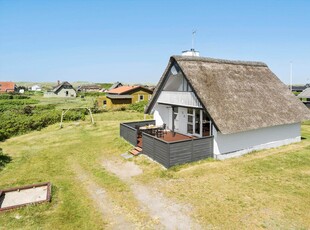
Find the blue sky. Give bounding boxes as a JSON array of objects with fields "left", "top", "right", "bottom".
[{"left": 0, "top": 0, "right": 309, "bottom": 84}]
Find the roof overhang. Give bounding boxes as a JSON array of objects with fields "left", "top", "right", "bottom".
[{"left": 106, "top": 94, "right": 132, "bottom": 99}]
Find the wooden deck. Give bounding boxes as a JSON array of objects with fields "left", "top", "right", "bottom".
[{"left": 137, "top": 131, "right": 195, "bottom": 147}]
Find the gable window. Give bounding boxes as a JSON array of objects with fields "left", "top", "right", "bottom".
[{"left": 170, "top": 64, "right": 179, "bottom": 75}]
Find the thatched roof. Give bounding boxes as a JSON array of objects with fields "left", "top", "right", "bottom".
[
  {"left": 146, "top": 56, "right": 310, "bottom": 134},
  {"left": 108, "top": 82, "right": 123, "bottom": 91},
  {"left": 53, "top": 81, "right": 74, "bottom": 93},
  {"left": 298, "top": 88, "right": 310, "bottom": 98}
]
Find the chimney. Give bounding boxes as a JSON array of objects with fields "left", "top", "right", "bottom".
[
  {"left": 182, "top": 30, "right": 200, "bottom": 57},
  {"left": 182, "top": 48, "right": 200, "bottom": 57},
  {"left": 57, "top": 80, "right": 60, "bottom": 85}
]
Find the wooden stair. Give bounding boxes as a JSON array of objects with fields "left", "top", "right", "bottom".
[{"left": 129, "top": 146, "right": 143, "bottom": 156}]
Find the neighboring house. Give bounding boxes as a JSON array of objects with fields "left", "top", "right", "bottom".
[
  {"left": 0, "top": 82, "right": 16, "bottom": 93},
  {"left": 77, "top": 84, "right": 102, "bottom": 92},
  {"left": 44, "top": 81, "right": 76, "bottom": 98},
  {"left": 298, "top": 88, "right": 310, "bottom": 100},
  {"left": 298, "top": 88, "right": 310, "bottom": 108},
  {"left": 120, "top": 55, "right": 310, "bottom": 167},
  {"left": 101, "top": 85, "right": 153, "bottom": 108},
  {"left": 31, "top": 85, "right": 42, "bottom": 91},
  {"left": 108, "top": 82, "right": 123, "bottom": 91},
  {"left": 292, "top": 84, "right": 310, "bottom": 93}
]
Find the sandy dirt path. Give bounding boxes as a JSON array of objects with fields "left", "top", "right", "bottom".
[
  {"left": 71, "top": 162, "right": 136, "bottom": 230},
  {"left": 102, "top": 160, "right": 202, "bottom": 230}
]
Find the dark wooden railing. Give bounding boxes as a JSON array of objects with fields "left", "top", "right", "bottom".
[
  {"left": 120, "top": 120, "right": 214, "bottom": 168},
  {"left": 120, "top": 120, "right": 155, "bottom": 146},
  {"left": 142, "top": 132, "right": 214, "bottom": 168}
]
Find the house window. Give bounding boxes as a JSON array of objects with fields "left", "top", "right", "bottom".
[
  {"left": 194, "top": 109, "right": 201, "bottom": 135},
  {"left": 139, "top": 95, "right": 144, "bottom": 101},
  {"left": 66, "top": 91, "right": 69, "bottom": 96},
  {"left": 202, "top": 111, "right": 212, "bottom": 136}
]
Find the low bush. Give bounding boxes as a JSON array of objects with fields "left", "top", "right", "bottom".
[
  {"left": 128, "top": 100, "right": 148, "bottom": 113},
  {"left": 0, "top": 94, "right": 30, "bottom": 99},
  {"left": 0, "top": 100, "right": 87, "bottom": 141}
]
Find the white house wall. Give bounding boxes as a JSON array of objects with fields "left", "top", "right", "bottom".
[
  {"left": 213, "top": 122, "right": 301, "bottom": 159},
  {"left": 157, "top": 91, "right": 202, "bottom": 108},
  {"left": 57, "top": 88, "right": 76, "bottom": 97},
  {"left": 44, "top": 88, "right": 76, "bottom": 97},
  {"left": 153, "top": 104, "right": 172, "bottom": 129}
]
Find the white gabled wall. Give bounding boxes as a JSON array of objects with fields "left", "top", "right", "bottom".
[
  {"left": 213, "top": 122, "right": 301, "bottom": 159},
  {"left": 153, "top": 103, "right": 172, "bottom": 129}
]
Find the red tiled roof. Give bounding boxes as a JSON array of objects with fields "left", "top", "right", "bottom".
[
  {"left": 0, "top": 82, "right": 15, "bottom": 92},
  {"left": 106, "top": 85, "right": 139, "bottom": 94}
]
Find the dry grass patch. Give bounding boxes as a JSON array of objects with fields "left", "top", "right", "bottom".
[
  {"left": 134, "top": 123, "right": 310, "bottom": 229},
  {"left": 0, "top": 112, "right": 152, "bottom": 229}
]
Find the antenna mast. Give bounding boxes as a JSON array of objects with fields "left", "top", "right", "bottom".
[
  {"left": 192, "top": 30, "right": 196, "bottom": 50},
  {"left": 290, "top": 61, "right": 293, "bottom": 91}
]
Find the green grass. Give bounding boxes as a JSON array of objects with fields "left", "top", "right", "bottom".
[
  {"left": 0, "top": 111, "right": 148, "bottom": 229},
  {"left": 134, "top": 121, "right": 310, "bottom": 229},
  {"left": 34, "top": 96, "right": 95, "bottom": 109},
  {"left": 0, "top": 112, "right": 309, "bottom": 229}
]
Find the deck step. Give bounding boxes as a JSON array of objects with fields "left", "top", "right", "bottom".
[
  {"left": 129, "top": 149, "right": 140, "bottom": 156},
  {"left": 134, "top": 146, "right": 142, "bottom": 152}
]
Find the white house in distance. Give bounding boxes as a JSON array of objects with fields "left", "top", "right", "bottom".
[
  {"left": 31, "top": 85, "right": 42, "bottom": 91},
  {"left": 145, "top": 55, "right": 310, "bottom": 159},
  {"left": 44, "top": 81, "right": 76, "bottom": 98}
]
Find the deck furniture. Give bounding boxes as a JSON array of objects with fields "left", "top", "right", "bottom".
[{"left": 139, "top": 125, "right": 160, "bottom": 136}]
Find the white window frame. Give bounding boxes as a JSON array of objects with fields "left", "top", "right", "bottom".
[{"left": 138, "top": 94, "right": 144, "bottom": 102}]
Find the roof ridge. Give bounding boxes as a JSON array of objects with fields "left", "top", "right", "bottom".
[{"left": 172, "top": 55, "right": 267, "bottom": 67}]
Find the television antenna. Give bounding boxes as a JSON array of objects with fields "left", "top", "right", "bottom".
[{"left": 192, "top": 30, "right": 197, "bottom": 50}]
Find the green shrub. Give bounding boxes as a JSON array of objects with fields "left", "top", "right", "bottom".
[
  {"left": 0, "top": 94, "right": 30, "bottom": 99},
  {"left": 110, "top": 106, "right": 128, "bottom": 111},
  {"left": 0, "top": 102, "right": 87, "bottom": 141},
  {"left": 128, "top": 100, "right": 148, "bottom": 113}
]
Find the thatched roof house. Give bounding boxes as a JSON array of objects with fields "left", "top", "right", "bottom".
[
  {"left": 44, "top": 81, "right": 76, "bottom": 98},
  {"left": 77, "top": 84, "right": 102, "bottom": 92},
  {"left": 298, "top": 88, "right": 310, "bottom": 99},
  {"left": 145, "top": 55, "right": 310, "bottom": 159},
  {"left": 108, "top": 82, "right": 123, "bottom": 91}
]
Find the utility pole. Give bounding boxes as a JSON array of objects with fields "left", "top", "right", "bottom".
[{"left": 290, "top": 61, "right": 293, "bottom": 91}]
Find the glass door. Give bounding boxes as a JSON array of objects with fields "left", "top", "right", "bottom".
[
  {"left": 202, "top": 111, "right": 211, "bottom": 136},
  {"left": 173, "top": 107, "right": 179, "bottom": 132},
  {"left": 187, "top": 108, "right": 194, "bottom": 134},
  {"left": 194, "top": 109, "right": 201, "bottom": 135}
]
